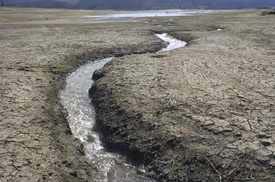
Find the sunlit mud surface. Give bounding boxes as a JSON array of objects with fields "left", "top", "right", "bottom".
[
  {"left": 60, "top": 58, "right": 154, "bottom": 182},
  {"left": 59, "top": 33, "right": 186, "bottom": 181}
]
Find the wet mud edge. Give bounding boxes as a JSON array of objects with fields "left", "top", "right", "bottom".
[
  {"left": 90, "top": 38, "right": 275, "bottom": 182},
  {"left": 53, "top": 37, "right": 166, "bottom": 181}
]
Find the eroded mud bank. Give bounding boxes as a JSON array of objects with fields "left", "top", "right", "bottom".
[
  {"left": 60, "top": 33, "right": 186, "bottom": 181},
  {"left": 92, "top": 29, "right": 275, "bottom": 182}
]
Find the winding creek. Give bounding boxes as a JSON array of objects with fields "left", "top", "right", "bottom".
[{"left": 59, "top": 33, "right": 187, "bottom": 182}]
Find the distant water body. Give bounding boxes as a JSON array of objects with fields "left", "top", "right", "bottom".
[{"left": 82, "top": 9, "right": 223, "bottom": 20}]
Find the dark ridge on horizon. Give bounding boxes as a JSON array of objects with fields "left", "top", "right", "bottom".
[{"left": 3, "top": 0, "right": 275, "bottom": 10}]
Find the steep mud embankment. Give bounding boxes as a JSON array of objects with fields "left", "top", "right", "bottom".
[
  {"left": 58, "top": 35, "right": 171, "bottom": 182},
  {"left": 60, "top": 33, "right": 187, "bottom": 182},
  {"left": 92, "top": 30, "right": 275, "bottom": 181}
]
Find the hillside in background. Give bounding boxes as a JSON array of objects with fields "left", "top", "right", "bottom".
[{"left": 3, "top": 0, "right": 275, "bottom": 9}]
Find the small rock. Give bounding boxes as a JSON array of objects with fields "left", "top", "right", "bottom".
[
  {"left": 226, "top": 144, "right": 237, "bottom": 149},
  {"left": 257, "top": 132, "right": 271, "bottom": 139},
  {"left": 221, "top": 127, "right": 233, "bottom": 132},
  {"left": 256, "top": 149, "right": 272, "bottom": 163},
  {"left": 211, "top": 126, "right": 233, "bottom": 134},
  {"left": 137, "top": 167, "right": 146, "bottom": 175},
  {"left": 77, "top": 143, "right": 85, "bottom": 155},
  {"left": 18, "top": 66, "right": 31, "bottom": 71},
  {"left": 202, "top": 120, "right": 214, "bottom": 126},
  {"left": 70, "top": 171, "right": 78, "bottom": 177},
  {"left": 260, "top": 138, "right": 273, "bottom": 146},
  {"left": 234, "top": 131, "right": 242, "bottom": 137},
  {"left": 92, "top": 69, "right": 104, "bottom": 80}
]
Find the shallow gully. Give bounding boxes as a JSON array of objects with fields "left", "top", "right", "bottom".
[{"left": 59, "top": 33, "right": 187, "bottom": 182}]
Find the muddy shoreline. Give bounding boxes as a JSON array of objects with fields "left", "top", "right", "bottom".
[
  {"left": 91, "top": 13, "right": 275, "bottom": 181},
  {"left": 92, "top": 60, "right": 275, "bottom": 182},
  {"left": 3, "top": 8, "right": 275, "bottom": 182},
  {"left": 53, "top": 39, "right": 166, "bottom": 181},
  {"left": 0, "top": 7, "right": 167, "bottom": 179}
]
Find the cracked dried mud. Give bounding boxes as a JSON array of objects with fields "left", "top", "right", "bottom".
[{"left": 1, "top": 7, "right": 275, "bottom": 182}]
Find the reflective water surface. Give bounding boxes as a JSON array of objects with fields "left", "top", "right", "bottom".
[
  {"left": 83, "top": 9, "right": 214, "bottom": 20},
  {"left": 59, "top": 33, "right": 187, "bottom": 182},
  {"left": 60, "top": 58, "right": 153, "bottom": 182},
  {"left": 156, "top": 33, "right": 187, "bottom": 52}
]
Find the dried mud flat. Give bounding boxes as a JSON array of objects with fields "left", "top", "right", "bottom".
[
  {"left": 93, "top": 11, "right": 275, "bottom": 181},
  {"left": 1, "top": 7, "right": 275, "bottom": 182},
  {"left": 0, "top": 7, "right": 163, "bottom": 182}
]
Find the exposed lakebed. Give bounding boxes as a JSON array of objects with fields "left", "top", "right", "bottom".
[{"left": 59, "top": 33, "right": 186, "bottom": 182}]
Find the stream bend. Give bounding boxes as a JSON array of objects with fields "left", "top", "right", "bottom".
[{"left": 59, "top": 33, "right": 187, "bottom": 182}]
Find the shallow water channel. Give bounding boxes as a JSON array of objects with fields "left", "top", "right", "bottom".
[{"left": 59, "top": 34, "right": 187, "bottom": 182}]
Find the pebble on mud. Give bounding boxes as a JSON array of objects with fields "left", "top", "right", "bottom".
[
  {"left": 257, "top": 132, "right": 271, "bottom": 139},
  {"left": 256, "top": 149, "right": 272, "bottom": 163},
  {"left": 92, "top": 69, "right": 104, "bottom": 80},
  {"left": 260, "top": 138, "right": 273, "bottom": 146}
]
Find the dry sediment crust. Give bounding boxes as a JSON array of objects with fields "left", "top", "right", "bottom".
[
  {"left": 2, "top": 8, "right": 275, "bottom": 182},
  {"left": 0, "top": 7, "right": 164, "bottom": 182},
  {"left": 93, "top": 11, "right": 275, "bottom": 181}
]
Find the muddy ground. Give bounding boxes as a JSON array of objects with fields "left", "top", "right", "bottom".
[
  {"left": 1, "top": 7, "right": 275, "bottom": 182},
  {"left": 93, "top": 11, "right": 275, "bottom": 181},
  {"left": 0, "top": 7, "right": 164, "bottom": 182}
]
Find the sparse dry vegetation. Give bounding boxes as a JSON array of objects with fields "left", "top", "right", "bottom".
[
  {"left": 0, "top": 7, "right": 162, "bottom": 182},
  {"left": 1, "top": 7, "right": 275, "bottom": 182},
  {"left": 93, "top": 11, "right": 275, "bottom": 181}
]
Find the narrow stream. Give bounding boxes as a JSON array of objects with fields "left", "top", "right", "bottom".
[
  {"left": 59, "top": 34, "right": 187, "bottom": 182},
  {"left": 156, "top": 33, "right": 187, "bottom": 52}
]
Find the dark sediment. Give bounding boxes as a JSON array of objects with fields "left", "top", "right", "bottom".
[
  {"left": 92, "top": 69, "right": 105, "bottom": 80},
  {"left": 91, "top": 20, "right": 275, "bottom": 181},
  {"left": 92, "top": 82, "right": 274, "bottom": 182}
]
